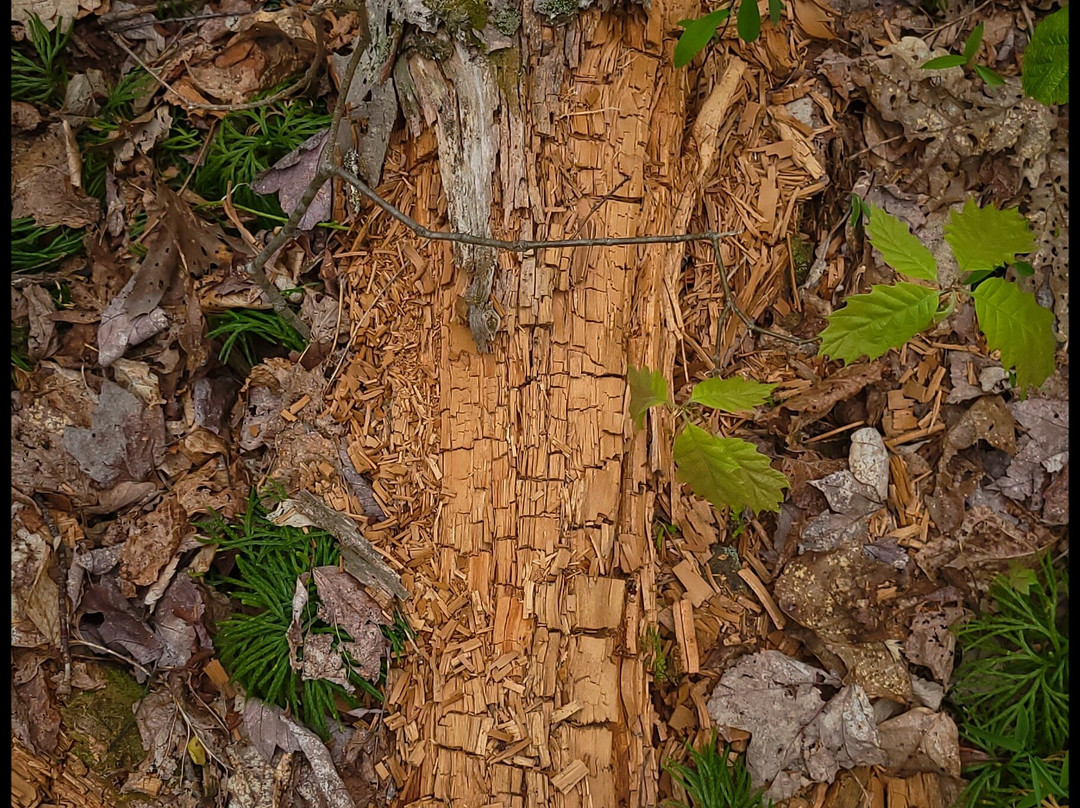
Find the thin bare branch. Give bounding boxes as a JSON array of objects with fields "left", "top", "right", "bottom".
[
  {"left": 708, "top": 235, "right": 816, "bottom": 367},
  {"left": 329, "top": 165, "right": 740, "bottom": 253}
]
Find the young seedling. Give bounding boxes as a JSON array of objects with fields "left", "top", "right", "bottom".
[
  {"left": 663, "top": 733, "right": 773, "bottom": 808},
  {"left": 11, "top": 14, "right": 72, "bottom": 106},
  {"left": 674, "top": 0, "right": 784, "bottom": 67},
  {"left": 12, "top": 217, "right": 85, "bottom": 273},
  {"left": 206, "top": 308, "right": 309, "bottom": 367},
  {"left": 921, "top": 22, "right": 1005, "bottom": 86},
  {"left": 643, "top": 625, "right": 674, "bottom": 685},
  {"left": 950, "top": 554, "right": 1069, "bottom": 808},
  {"left": 198, "top": 489, "right": 387, "bottom": 739},
  {"left": 628, "top": 366, "right": 788, "bottom": 515},
  {"left": 821, "top": 197, "right": 1056, "bottom": 392}
]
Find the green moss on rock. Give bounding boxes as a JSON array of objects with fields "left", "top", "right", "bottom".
[
  {"left": 533, "top": 0, "right": 583, "bottom": 22},
  {"left": 59, "top": 665, "right": 146, "bottom": 775}
]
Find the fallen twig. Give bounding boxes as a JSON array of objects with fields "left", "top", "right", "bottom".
[
  {"left": 31, "top": 494, "right": 72, "bottom": 700},
  {"left": 708, "top": 235, "right": 817, "bottom": 364}
]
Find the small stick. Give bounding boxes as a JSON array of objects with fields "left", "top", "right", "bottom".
[
  {"left": 708, "top": 235, "right": 816, "bottom": 369},
  {"left": 568, "top": 174, "right": 631, "bottom": 240},
  {"left": 330, "top": 165, "right": 740, "bottom": 253},
  {"left": 32, "top": 494, "right": 72, "bottom": 699}
]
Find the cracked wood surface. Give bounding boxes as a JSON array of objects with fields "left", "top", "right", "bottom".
[{"left": 392, "top": 2, "right": 698, "bottom": 805}]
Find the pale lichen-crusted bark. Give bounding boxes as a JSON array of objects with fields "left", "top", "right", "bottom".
[{"left": 403, "top": 1, "right": 698, "bottom": 804}]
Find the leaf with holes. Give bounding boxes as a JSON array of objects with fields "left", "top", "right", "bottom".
[
  {"left": 972, "top": 278, "right": 1056, "bottom": 390},
  {"left": 627, "top": 365, "right": 671, "bottom": 429},
  {"left": 944, "top": 199, "right": 1035, "bottom": 273},
  {"left": 674, "top": 9, "right": 730, "bottom": 68},
  {"left": 819, "top": 283, "right": 939, "bottom": 364},
  {"left": 865, "top": 203, "right": 938, "bottom": 281},
  {"left": 674, "top": 424, "right": 788, "bottom": 514},
  {"left": 689, "top": 377, "right": 776, "bottom": 413},
  {"left": 1022, "top": 6, "right": 1069, "bottom": 105}
]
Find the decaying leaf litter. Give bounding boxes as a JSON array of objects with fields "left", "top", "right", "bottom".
[{"left": 10, "top": 0, "right": 1068, "bottom": 805}]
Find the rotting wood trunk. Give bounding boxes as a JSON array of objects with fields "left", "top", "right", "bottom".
[{"left": 363, "top": 2, "right": 707, "bottom": 805}]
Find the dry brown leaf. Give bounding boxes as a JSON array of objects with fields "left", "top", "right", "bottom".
[
  {"left": 78, "top": 577, "right": 163, "bottom": 668},
  {"left": 22, "top": 284, "right": 60, "bottom": 361},
  {"left": 301, "top": 634, "right": 353, "bottom": 690},
  {"left": 780, "top": 362, "right": 884, "bottom": 434},
  {"left": 12, "top": 649, "right": 62, "bottom": 756},
  {"left": 12, "top": 503, "right": 61, "bottom": 648},
  {"left": 287, "top": 575, "right": 309, "bottom": 671},
  {"left": 915, "top": 505, "right": 1056, "bottom": 594},
  {"left": 62, "top": 380, "right": 166, "bottom": 486},
  {"left": 250, "top": 129, "right": 332, "bottom": 231},
  {"left": 876, "top": 708, "right": 961, "bottom": 777},
  {"left": 12, "top": 126, "right": 100, "bottom": 228},
  {"left": 904, "top": 606, "right": 966, "bottom": 688},
  {"left": 791, "top": 0, "right": 837, "bottom": 40},
  {"left": 994, "top": 397, "right": 1068, "bottom": 509},
  {"left": 706, "top": 651, "right": 885, "bottom": 801},
  {"left": 312, "top": 566, "right": 389, "bottom": 680}
]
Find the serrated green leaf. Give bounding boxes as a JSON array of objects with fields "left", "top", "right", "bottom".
[
  {"left": 627, "top": 365, "right": 670, "bottom": 429},
  {"left": 865, "top": 202, "right": 938, "bottom": 281},
  {"left": 1022, "top": 5, "right": 1069, "bottom": 105},
  {"left": 768, "top": 0, "right": 783, "bottom": 26},
  {"left": 944, "top": 199, "right": 1036, "bottom": 272},
  {"left": 962, "top": 22, "right": 984, "bottom": 64},
  {"left": 972, "top": 278, "right": 1056, "bottom": 390},
  {"left": 674, "top": 9, "right": 730, "bottom": 68},
  {"left": 737, "top": 0, "right": 761, "bottom": 42},
  {"left": 673, "top": 424, "right": 788, "bottom": 514},
  {"left": 973, "top": 63, "right": 1005, "bottom": 86},
  {"left": 689, "top": 376, "right": 776, "bottom": 412},
  {"left": 922, "top": 54, "right": 968, "bottom": 70},
  {"left": 818, "top": 282, "right": 939, "bottom": 363}
]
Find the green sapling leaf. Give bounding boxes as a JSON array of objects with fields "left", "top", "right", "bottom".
[
  {"left": 673, "top": 424, "right": 788, "bottom": 514},
  {"left": 865, "top": 202, "right": 938, "bottom": 281},
  {"left": 674, "top": 9, "right": 731, "bottom": 68},
  {"left": 627, "top": 365, "right": 671, "bottom": 428},
  {"left": 1013, "top": 260, "right": 1035, "bottom": 278},
  {"left": 768, "top": 0, "right": 783, "bottom": 26},
  {"left": 962, "top": 22, "right": 985, "bottom": 64},
  {"left": 972, "top": 277, "right": 1056, "bottom": 390},
  {"left": 689, "top": 376, "right": 776, "bottom": 412},
  {"left": 1022, "top": 5, "right": 1069, "bottom": 105},
  {"left": 922, "top": 54, "right": 968, "bottom": 70},
  {"left": 973, "top": 64, "right": 1005, "bottom": 86},
  {"left": 737, "top": 0, "right": 761, "bottom": 43},
  {"left": 945, "top": 199, "right": 1036, "bottom": 273},
  {"left": 818, "top": 282, "right": 939, "bottom": 364}
]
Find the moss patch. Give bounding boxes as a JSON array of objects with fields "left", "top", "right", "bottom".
[
  {"left": 59, "top": 664, "right": 146, "bottom": 775},
  {"left": 789, "top": 231, "right": 814, "bottom": 286},
  {"left": 428, "top": 0, "right": 489, "bottom": 34}
]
